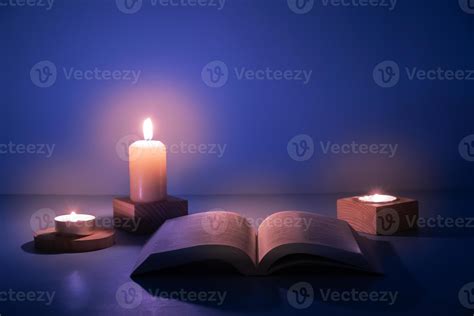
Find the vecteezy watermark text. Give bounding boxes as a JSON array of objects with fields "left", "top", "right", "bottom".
[
  {"left": 30, "top": 60, "right": 141, "bottom": 88},
  {"left": 235, "top": 216, "right": 313, "bottom": 231},
  {"left": 201, "top": 60, "right": 312, "bottom": 88},
  {"left": 116, "top": 134, "right": 227, "bottom": 162},
  {"left": 406, "top": 215, "right": 474, "bottom": 229},
  {"left": 0, "top": 142, "right": 55, "bottom": 158},
  {"left": 373, "top": 60, "right": 474, "bottom": 88},
  {"left": 286, "top": 282, "right": 398, "bottom": 309},
  {"left": 116, "top": 0, "right": 226, "bottom": 14},
  {"left": 320, "top": 141, "right": 398, "bottom": 158},
  {"left": 287, "top": 135, "right": 398, "bottom": 162},
  {"left": 116, "top": 282, "right": 227, "bottom": 309},
  {"left": 0, "top": 289, "right": 56, "bottom": 306},
  {"left": 201, "top": 211, "right": 313, "bottom": 236},
  {"left": 234, "top": 67, "right": 312, "bottom": 85},
  {"left": 168, "top": 142, "right": 227, "bottom": 157},
  {"left": 147, "top": 288, "right": 227, "bottom": 305},
  {"left": 376, "top": 211, "right": 474, "bottom": 236},
  {"left": 30, "top": 208, "right": 142, "bottom": 233},
  {"left": 0, "top": 0, "right": 55, "bottom": 10},
  {"left": 319, "top": 288, "right": 398, "bottom": 305},
  {"left": 287, "top": 0, "right": 397, "bottom": 14}
]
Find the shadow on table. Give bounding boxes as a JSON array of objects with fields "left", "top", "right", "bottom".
[
  {"left": 396, "top": 225, "right": 474, "bottom": 238},
  {"left": 21, "top": 241, "right": 49, "bottom": 254},
  {"left": 20, "top": 228, "right": 149, "bottom": 255},
  {"left": 131, "top": 236, "right": 423, "bottom": 313}
]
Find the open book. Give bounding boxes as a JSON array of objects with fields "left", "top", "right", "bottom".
[{"left": 132, "top": 211, "right": 380, "bottom": 276}]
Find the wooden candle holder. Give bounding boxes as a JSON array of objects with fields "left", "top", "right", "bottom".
[
  {"left": 34, "top": 228, "right": 115, "bottom": 253},
  {"left": 113, "top": 195, "right": 188, "bottom": 234},
  {"left": 337, "top": 196, "right": 419, "bottom": 235}
]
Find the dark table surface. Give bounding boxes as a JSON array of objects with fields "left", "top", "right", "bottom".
[{"left": 1, "top": 192, "right": 473, "bottom": 316}]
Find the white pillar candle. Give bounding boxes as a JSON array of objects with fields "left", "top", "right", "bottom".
[{"left": 129, "top": 118, "right": 167, "bottom": 203}]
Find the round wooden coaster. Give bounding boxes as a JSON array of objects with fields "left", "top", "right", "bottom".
[{"left": 34, "top": 228, "right": 115, "bottom": 253}]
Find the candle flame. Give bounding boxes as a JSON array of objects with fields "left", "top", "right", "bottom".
[
  {"left": 358, "top": 194, "right": 397, "bottom": 203},
  {"left": 70, "top": 211, "right": 78, "bottom": 222},
  {"left": 143, "top": 118, "right": 153, "bottom": 141}
]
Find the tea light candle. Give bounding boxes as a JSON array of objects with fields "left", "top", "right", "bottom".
[
  {"left": 129, "top": 118, "right": 167, "bottom": 203},
  {"left": 338, "top": 193, "right": 418, "bottom": 235},
  {"left": 55, "top": 212, "right": 96, "bottom": 236},
  {"left": 358, "top": 194, "right": 397, "bottom": 203}
]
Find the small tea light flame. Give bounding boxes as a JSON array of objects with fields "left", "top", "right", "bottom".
[
  {"left": 358, "top": 194, "right": 397, "bottom": 203},
  {"left": 143, "top": 118, "right": 153, "bottom": 141},
  {"left": 70, "top": 211, "right": 78, "bottom": 222},
  {"left": 55, "top": 212, "right": 95, "bottom": 223}
]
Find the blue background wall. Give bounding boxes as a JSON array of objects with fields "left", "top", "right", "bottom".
[{"left": 1, "top": 0, "right": 473, "bottom": 195}]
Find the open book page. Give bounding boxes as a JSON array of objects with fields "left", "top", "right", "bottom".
[
  {"left": 132, "top": 211, "right": 258, "bottom": 275},
  {"left": 257, "top": 211, "right": 372, "bottom": 273}
]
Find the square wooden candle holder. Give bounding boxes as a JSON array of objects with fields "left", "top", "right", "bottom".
[
  {"left": 113, "top": 196, "right": 188, "bottom": 234},
  {"left": 337, "top": 196, "right": 419, "bottom": 235}
]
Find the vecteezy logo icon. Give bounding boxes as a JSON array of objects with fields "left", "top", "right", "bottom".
[
  {"left": 116, "top": 282, "right": 143, "bottom": 309},
  {"left": 30, "top": 208, "right": 56, "bottom": 232},
  {"left": 459, "top": 282, "right": 474, "bottom": 309},
  {"left": 287, "top": 134, "right": 314, "bottom": 162},
  {"left": 287, "top": 282, "right": 314, "bottom": 309},
  {"left": 373, "top": 60, "right": 400, "bottom": 88},
  {"left": 116, "top": 134, "right": 141, "bottom": 162},
  {"left": 116, "top": 0, "right": 143, "bottom": 14},
  {"left": 201, "top": 60, "right": 229, "bottom": 88},
  {"left": 459, "top": 0, "right": 474, "bottom": 14},
  {"left": 459, "top": 134, "right": 474, "bottom": 162},
  {"left": 30, "top": 60, "right": 57, "bottom": 88},
  {"left": 287, "top": 0, "right": 314, "bottom": 14},
  {"left": 377, "top": 208, "right": 400, "bottom": 235},
  {"left": 201, "top": 209, "right": 229, "bottom": 236}
]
